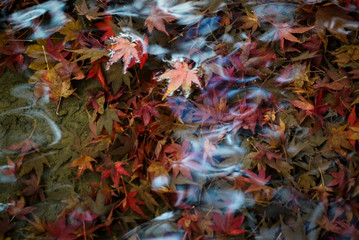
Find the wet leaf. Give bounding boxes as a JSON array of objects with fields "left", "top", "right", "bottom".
[
  {"left": 7, "top": 196, "right": 37, "bottom": 220},
  {"left": 19, "top": 153, "right": 50, "bottom": 178},
  {"left": 75, "top": 0, "right": 103, "bottom": 21},
  {"left": 96, "top": 107, "right": 121, "bottom": 135},
  {"left": 158, "top": 62, "right": 201, "bottom": 100},
  {"left": 145, "top": 5, "right": 176, "bottom": 36},
  {"left": 106, "top": 37, "right": 140, "bottom": 73},
  {"left": 46, "top": 215, "right": 80, "bottom": 240},
  {"left": 70, "top": 48, "right": 108, "bottom": 63},
  {"left": 116, "top": 191, "right": 147, "bottom": 218},
  {"left": 68, "top": 155, "right": 97, "bottom": 179}
]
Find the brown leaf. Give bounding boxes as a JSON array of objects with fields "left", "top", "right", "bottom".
[
  {"left": 75, "top": 0, "right": 103, "bottom": 21},
  {"left": 59, "top": 18, "right": 82, "bottom": 42},
  {"left": 329, "top": 125, "right": 353, "bottom": 154}
]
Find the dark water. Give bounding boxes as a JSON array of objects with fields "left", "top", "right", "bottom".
[{"left": 1, "top": 0, "right": 359, "bottom": 239}]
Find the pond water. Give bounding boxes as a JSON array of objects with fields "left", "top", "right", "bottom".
[{"left": 1, "top": 0, "right": 359, "bottom": 239}]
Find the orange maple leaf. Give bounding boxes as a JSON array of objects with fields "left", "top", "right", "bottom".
[
  {"left": 106, "top": 37, "right": 139, "bottom": 73},
  {"left": 145, "top": 5, "right": 176, "bottom": 36},
  {"left": 158, "top": 62, "right": 200, "bottom": 100},
  {"left": 68, "top": 155, "right": 97, "bottom": 179}
]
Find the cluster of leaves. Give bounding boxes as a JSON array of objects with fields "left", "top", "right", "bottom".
[{"left": 1, "top": 0, "right": 359, "bottom": 239}]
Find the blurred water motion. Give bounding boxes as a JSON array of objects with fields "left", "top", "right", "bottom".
[
  {"left": 7, "top": 0, "right": 67, "bottom": 39},
  {"left": 0, "top": 0, "right": 358, "bottom": 239}
]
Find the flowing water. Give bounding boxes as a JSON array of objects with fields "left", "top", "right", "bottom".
[{"left": 1, "top": 0, "right": 359, "bottom": 239}]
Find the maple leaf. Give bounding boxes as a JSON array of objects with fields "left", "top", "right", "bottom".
[
  {"left": 177, "top": 209, "right": 201, "bottom": 239},
  {"left": 22, "top": 174, "right": 45, "bottom": 202},
  {"left": 253, "top": 143, "right": 282, "bottom": 162},
  {"left": 96, "top": 154, "right": 130, "bottom": 188},
  {"left": 5, "top": 139, "right": 39, "bottom": 159},
  {"left": 18, "top": 153, "right": 50, "bottom": 178},
  {"left": 329, "top": 125, "right": 353, "bottom": 155},
  {"left": 192, "top": 91, "right": 233, "bottom": 124},
  {"left": 312, "top": 185, "right": 333, "bottom": 208},
  {"left": 25, "top": 213, "right": 47, "bottom": 236},
  {"left": 94, "top": 15, "right": 115, "bottom": 42},
  {"left": 158, "top": 61, "right": 201, "bottom": 100},
  {"left": 244, "top": 167, "right": 271, "bottom": 193},
  {"left": 75, "top": 0, "right": 103, "bottom": 21},
  {"left": 42, "top": 68, "right": 77, "bottom": 101},
  {"left": 163, "top": 142, "right": 205, "bottom": 180},
  {"left": 210, "top": 208, "right": 245, "bottom": 236},
  {"left": 116, "top": 191, "right": 147, "bottom": 218},
  {"left": 230, "top": 37, "right": 275, "bottom": 75},
  {"left": 106, "top": 37, "right": 141, "bottom": 73},
  {"left": 0, "top": 39, "right": 27, "bottom": 76},
  {"left": 86, "top": 191, "right": 113, "bottom": 216},
  {"left": 232, "top": 98, "right": 267, "bottom": 134},
  {"left": 1, "top": 157, "right": 19, "bottom": 178},
  {"left": 7, "top": 196, "right": 37, "bottom": 221},
  {"left": 317, "top": 215, "right": 343, "bottom": 235},
  {"left": 96, "top": 107, "right": 121, "bottom": 135},
  {"left": 239, "top": 8, "right": 259, "bottom": 32},
  {"left": 243, "top": 167, "right": 273, "bottom": 200},
  {"left": 46, "top": 215, "right": 80, "bottom": 240},
  {"left": 269, "top": 22, "right": 314, "bottom": 49},
  {"left": 130, "top": 180, "right": 160, "bottom": 213},
  {"left": 346, "top": 106, "right": 359, "bottom": 149},
  {"left": 88, "top": 59, "right": 108, "bottom": 91},
  {"left": 58, "top": 18, "right": 82, "bottom": 42},
  {"left": 332, "top": 87, "right": 353, "bottom": 116},
  {"left": 145, "top": 5, "right": 176, "bottom": 36},
  {"left": 290, "top": 91, "right": 328, "bottom": 126},
  {"left": 332, "top": 45, "right": 359, "bottom": 66},
  {"left": 327, "top": 169, "right": 347, "bottom": 190},
  {"left": 133, "top": 100, "right": 160, "bottom": 126},
  {"left": 68, "top": 155, "right": 97, "bottom": 179}
]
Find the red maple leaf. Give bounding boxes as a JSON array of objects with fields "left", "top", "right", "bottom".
[
  {"left": 0, "top": 39, "right": 27, "bottom": 76},
  {"left": 96, "top": 154, "right": 130, "bottom": 188},
  {"left": 46, "top": 215, "right": 80, "bottom": 240},
  {"left": 145, "top": 5, "right": 176, "bottom": 36},
  {"left": 1, "top": 157, "right": 19, "bottom": 178},
  {"left": 243, "top": 167, "right": 271, "bottom": 193},
  {"left": 116, "top": 191, "right": 147, "bottom": 218},
  {"left": 5, "top": 139, "right": 40, "bottom": 162},
  {"left": 133, "top": 100, "right": 160, "bottom": 126},
  {"left": 346, "top": 105, "right": 359, "bottom": 149},
  {"left": 88, "top": 59, "right": 108, "bottom": 91},
  {"left": 177, "top": 209, "right": 201, "bottom": 239},
  {"left": 45, "top": 38, "right": 68, "bottom": 62},
  {"left": 290, "top": 90, "right": 328, "bottom": 126},
  {"left": 94, "top": 15, "right": 115, "bottom": 42},
  {"left": 210, "top": 208, "right": 245, "bottom": 236}
]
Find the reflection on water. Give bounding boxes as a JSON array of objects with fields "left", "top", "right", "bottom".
[{"left": 1, "top": 0, "right": 359, "bottom": 239}]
